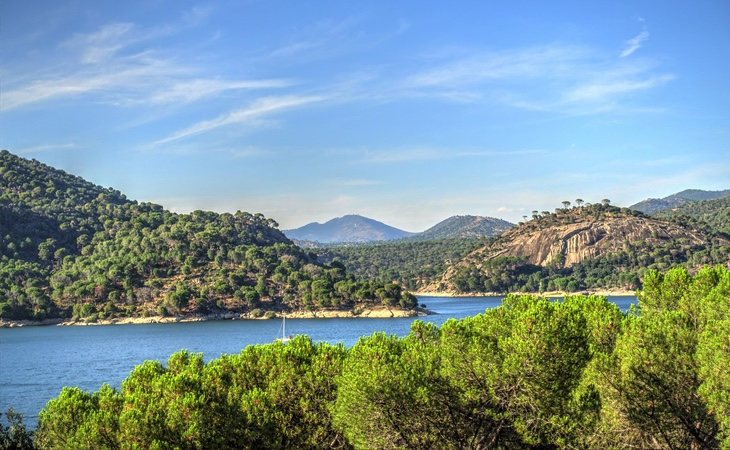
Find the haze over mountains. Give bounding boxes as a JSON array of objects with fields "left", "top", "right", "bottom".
[
  {"left": 283, "top": 215, "right": 415, "bottom": 244},
  {"left": 284, "top": 188, "right": 730, "bottom": 245},
  {"left": 284, "top": 214, "right": 515, "bottom": 244},
  {"left": 629, "top": 189, "right": 730, "bottom": 215}
]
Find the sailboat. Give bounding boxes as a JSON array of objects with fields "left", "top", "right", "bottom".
[{"left": 276, "top": 315, "right": 291, "bottom": 343}]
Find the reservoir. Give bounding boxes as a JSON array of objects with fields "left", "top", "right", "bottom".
[{"left": 0, "top": 295, "right": 636, "bottom": 426}]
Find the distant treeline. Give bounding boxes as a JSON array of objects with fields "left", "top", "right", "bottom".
[
  {"left": 315, "top": 203, "right": 730, "bottom": 294},
  {"left": 315, "top": 237, "right": 488, "bottom": 291},
  {"left": 5, "top": 266, "right": 728, "bottom": 449}
]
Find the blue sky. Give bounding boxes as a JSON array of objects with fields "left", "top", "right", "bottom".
[{"left": 2, "top": 1, "right": 729, "bottom": 231}]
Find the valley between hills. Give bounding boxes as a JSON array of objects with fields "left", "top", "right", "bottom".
[{"left": 1, "top": 149, "right": 729, "bottom": 325}]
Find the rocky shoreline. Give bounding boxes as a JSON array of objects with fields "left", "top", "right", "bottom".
[{"left": 0, "top": 307, "right": 429, "bottom": 328}]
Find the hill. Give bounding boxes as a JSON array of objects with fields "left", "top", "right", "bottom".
[
  {"left": 410, "top": 215, "right": 513, "bottom": 240},
  {"left": 630, "top": 189, "right": 730, "bottom": 215},
  {"left": 308, "top": 216, "right": 512, "bottom": 290},
  {"left": 427, "top": 203, "right": 729, "bottom": 293},
  {"left": 315, "top": 237, "right": 488, "bottom": 291},
  {"left": 0, "top": 150, "right": 417, "bottom": 322},
  {"left": 283, "top": 214, "right": 415, "bottom": 243},
  {"left": 656, "top": 196, "right": 730, "bottom": 235}
]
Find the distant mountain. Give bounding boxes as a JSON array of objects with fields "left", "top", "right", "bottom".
[
  {"left": 412, "top": 215, "right": 514, "bottom": 240},
  {"left": 283, "top": 215, "right": 415, "bottom": 243},
  {"left": 630, "top": 189, "right": 730, "bottom": 215},
  {"left": 656, "top": 196, "right": 730, "bottom": 235}
]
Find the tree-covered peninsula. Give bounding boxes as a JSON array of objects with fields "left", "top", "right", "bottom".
[
  {"left": 5, "top": 266, "right": 725, "bottom": 449},
  {"left": 0, "top": 150, "right": 417, "bottom": 322}
]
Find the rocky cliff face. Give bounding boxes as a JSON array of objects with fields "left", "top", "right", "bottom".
[
  {"left": 484, "top": 216, "right": 706, "bottom": 268},
  {"left": 430, "top": 205, "right": 713, "bottom": 292}
]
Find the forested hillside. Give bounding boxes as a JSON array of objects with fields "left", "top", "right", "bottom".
[
  {"left": 630, "top": 188, "right": 730, "bottom": 214},
  {"left": 315, "top": 237, "right": 488, "bottom": 291},
  {"left": 410, "top": 215, "right": 513, "bottom": 240},
  {"left": 430, "top": 203, "right": 729, "bottom": 293},
  {"left": 0, "top": 151, "right": 416, "bottom": 322},
  {"left": 15, "top": 266, "right": 729, "bottom": 449},
  {"left": 657, "top": 196, "right": 730, "bottom": 235}
]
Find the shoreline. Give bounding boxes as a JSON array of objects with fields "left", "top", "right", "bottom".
[
  {"left": 0, "top": 307, "right": 429, "bottom": 329},
  {"left": 412, "top": 289, "right": 637, "bottom": 297}
]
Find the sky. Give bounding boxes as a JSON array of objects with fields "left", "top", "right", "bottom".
[{"left": 1, "top": 0, "right": 729, "bottom": 231}]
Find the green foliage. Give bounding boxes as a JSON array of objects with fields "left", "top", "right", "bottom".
[
  {"left": 590, "top": 266, "right": 727, "bottom": 449},
  {"left": 657, "top": 196, "right": 730, "bottom": 235},
  {"left": 0, "top": 409, "right": 35, "bottom": 450},
  {"left": 26, "top": 266, "right": 730, "bottom": 449},
  {"left": 442, "top": 204, "right": 729, "bottom": 294},
  {"left": 36, "top": 337, "right": 348, "bottom": 450},
  {"left": 0, "top": 151, "right": 413, "bottom": 321},
  {"left": 315, "top": 237, "right": 486, "bottom": 290}
]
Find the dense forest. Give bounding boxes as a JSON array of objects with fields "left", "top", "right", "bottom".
[
  {"left": 3, "top": 266, "right": 728, "bottom": 449},
  {"left": 435, "top": 203, "right": 730, "bottom": 294},
  {"left": 315, "top": 237, "right": 488, "bottom": 290},
  {"left": 656, "top": 196, "right": 730, "bottom": 235},
  {"left": 315, "top": 203, "right": 729, "bottom": 294},
  {"left": 0, "top": 151, "right": 416, "bottom": 322}
]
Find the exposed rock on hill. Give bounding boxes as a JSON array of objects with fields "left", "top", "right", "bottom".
[
  {"left": 429, "top": 204, "right": 727, "bottom": 293},
  {"left": 482, "top": 215, "right": 706, "bottom": 268}
]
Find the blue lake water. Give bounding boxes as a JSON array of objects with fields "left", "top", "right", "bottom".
[{"left": 0, "top": 295, "right": 636, "bottom": 426}]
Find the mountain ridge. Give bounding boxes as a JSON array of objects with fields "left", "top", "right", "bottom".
[
  {"left": 285, "top": 214, "right": 514, "bottom": 244},
  {"left": 283, "top": 214, "right": 415, "bottom": 243},
  {"left": 630, "top": 189, "right": 730, "bottom": 215},
  {"left": 411, "top": 215, "right": 514, "bottom": 240}
]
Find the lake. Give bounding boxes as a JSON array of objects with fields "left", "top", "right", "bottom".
[{"left": 0, "top": 295, "right": 636, "bottom": 426}]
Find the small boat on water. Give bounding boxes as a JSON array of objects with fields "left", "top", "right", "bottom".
[{"left": 276, "top": 316, "right": 292, "bottom": 343}]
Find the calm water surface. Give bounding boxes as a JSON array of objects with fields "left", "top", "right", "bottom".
[{"left": 0, "top": 295, "right": 635, "bottom": 426}]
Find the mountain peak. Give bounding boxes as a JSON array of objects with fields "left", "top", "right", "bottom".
[
  {"left": 284, "top": 215, "right": 414, "bottom": 244},
  {"left": 413, "top": 215, "right": 514, "bottom": 240},
  {"left": 630, "top": 188, "right": 730, "bottom": 215}
]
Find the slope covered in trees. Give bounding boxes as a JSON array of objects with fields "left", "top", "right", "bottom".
[
  {"left": 630, "top": 188, "right": 730, "bottom": 214},
  {"left": 408, "top": 215, "right": 514, "bottom": 240},
  {"left": 0, "top": 151, "right": 416, "bottom": 322},
  {"left": 656, "top": 196, "right": 730, "bottom": 235},
  {"left": 430, "top": 203, "right": 729, "bottom": 293},
  {"left": 315, "top": 237, "right": 488, "bottom": 291},
  {"left": 14, "top": 266, "right": 728, "bottom": 449}
]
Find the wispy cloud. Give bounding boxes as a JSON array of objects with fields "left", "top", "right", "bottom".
[
  {"left": 565, "top": 73, "right": 674, "bottom": 103},
  {"left": 14, "top": 143, "right": 77, "bottom": 154},
  {"left": 357, "top": 148, "right": 545, "bottom": 164},
  {"left": 620, "top": 30, "right": 650, "bottom": 58},
  {"left": 267, "top": 17, "right": 361, "bottom": 60},
  {"left": 327, "top": 178, "right": 382, "bottom": 187},
  {"left": 230, "top": 147, "right": 267, "bottom": 159},
  {"left": 62, "top": 22, "right": 138, "bottom": 64},
  {"left": 144, "top": 78, "right": 294, "bottom": 105},
  {"left": 396, "top": 41, "right": 672, "bottom": 115},
  {"left": 2, "top": 18, "right": 289, "bottom": 111},
  {"left": 154, "top": 95, "right": 326, "bottom": 145},
  {"left": 404, "top": 45, "right": 587, "bottom": 89}
]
